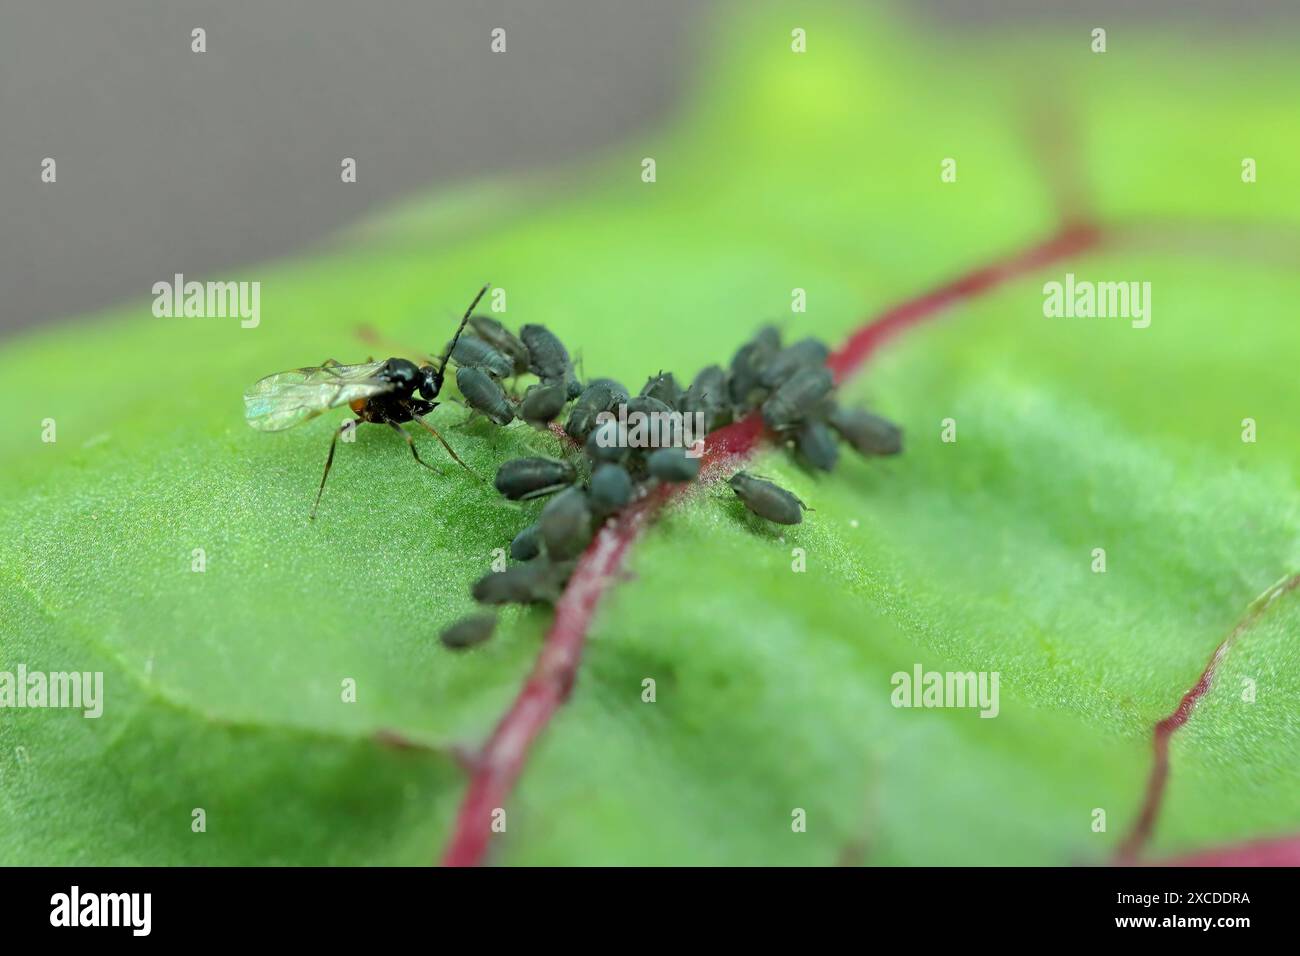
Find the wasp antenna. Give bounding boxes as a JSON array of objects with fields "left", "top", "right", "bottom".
[{"left": 432, "top": 283, "right": 491, "bottom": 387}]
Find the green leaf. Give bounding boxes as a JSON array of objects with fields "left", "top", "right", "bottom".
[{"left": 3, "top": 4, "right": 1298, "bottom": 864}]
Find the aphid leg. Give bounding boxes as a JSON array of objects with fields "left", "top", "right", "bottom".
[
  {"left": 310, "top": 419, "right": 357, "bottom": 521},
  {"left": 411, "top": 412, "right": 485, "bottom": 481},
  {"left": 446, "top": 401, "right": 479, "bottom": 429},
  {"left": 386, "top": 420, "right": 442, "bottom": 476}
]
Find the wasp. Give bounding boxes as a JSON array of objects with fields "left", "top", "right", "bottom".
[{"left": 243, "top": 283, "right": 489, "bottom": 519}]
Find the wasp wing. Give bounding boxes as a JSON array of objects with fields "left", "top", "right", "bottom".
[{"left": 243, "top": 360, "right": 391, "bottom": 432}]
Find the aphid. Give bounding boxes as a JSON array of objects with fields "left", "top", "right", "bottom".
[
  {"left": 520, "top": 324, "right": 572, "bottom": 383},
  {"left": 471, "top": 561, "right": 566, "bottom": 605},
  {"left": 588, "top": 463, "right": 633, "bottom": 516},
  {"left": 586, "top": 417, "right": 629, "bottom": 463},
  {"left": 680, "top": 364, "right": 731, "bottom": 432},
  {"left": 467, "top": 314, "right": 529, "bottom": 376},
  {"left": 244, "top": 283, "right": 488, "bottom": 519},
  {"left": 440, "top": 613, "right": 497, "bottom": 650},
  {"left": 584, "top": 378, "right": 631, "bottom": 405},
  {"left": 640, "top": 371, "right": 680, "bottom": 409},
  {"left": 625, "top": 395, "right": 673, "bottom": 419},
  {"left": 539, "top": 487, "right": 593, "bottom": 560},
  {"left": 456, "top": 365, "right": 515, "bottom": 426},
  {"left": 646, "top": 447, "right": 700, "bottom": 483},
  {"left": 761, "top": 366, "right": 834, "bottom": 431},
  {"left": 519, "top": 381, "right": 568, "bottom": 427},
  {"left": 565, "top": 382, "right": 618, "bottom": 441},
  {"left": 449, "top": 335, "right": 513, "bottom": 380},
  {"left": 728, "top": 325, "right": 781, "bottom": 410},
  {"left": 828, "top": 406, "right": 903, "bottom": 456},
  {"left": 728, "top": 471, "right": 808, "bottom": 525},
  {"left": 794, "top": 418, "right": 839, "bottom": 472},
  {"left": 510, "top": 523, "right": 542, "bottom": 561},
  {"left": 494, "top": 456, "right": 577, "bottom": 501},
  {"left": 758, "top": 338, "right": 830, "bottom": 388}
]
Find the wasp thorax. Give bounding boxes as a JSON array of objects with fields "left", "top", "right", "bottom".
[{"left": 382, "top": 357, "right": 420, "bottom": 389}]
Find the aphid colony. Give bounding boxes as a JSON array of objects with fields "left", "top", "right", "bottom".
[
  {"left": 242, "top": 288, "right": 901, "bottom": 650},
  {"left": 244, "top": 285, "right": 490, "bottom": 519},
  {"left": 433, "top": 317, "right": 903, "bottom": 650}
]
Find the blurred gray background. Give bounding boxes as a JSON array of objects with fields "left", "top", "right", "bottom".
[{"left": 2, "top": 0, "right": 1293, "bottom": 336}]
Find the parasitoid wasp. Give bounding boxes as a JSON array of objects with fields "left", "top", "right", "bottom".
[{"left": 243, "top": 282, "right": 489, "bottom": 519}]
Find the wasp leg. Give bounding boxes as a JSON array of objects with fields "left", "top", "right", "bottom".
[
  {"left": 317, "top": 359, "right": 351, "bottom": 380},
  {"left": 311, "top": 419, "right": 359, "bottom": 521},
  {"left": 385, "top": 420, "right": 443, "bottom": 476},
  {"left": 411, "top": 412, "right": 484, "bottom": 481}
]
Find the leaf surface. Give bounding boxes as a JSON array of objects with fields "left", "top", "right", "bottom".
[{"left": 2, "top": 4, "right": 1298, "bottom": 864}]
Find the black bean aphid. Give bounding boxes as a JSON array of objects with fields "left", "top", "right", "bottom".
[
  {"left": 244, "top": 283, "right": 489, "bottom": 519},
  {"left": 794, "top": 418, "right": 839, "bottom": 472},
  {"left": 680, "top": 364, "right": 731, "bottom": 432},
  {"left": 584, "top": 378, "right": 631, "bottom": 405},
  {"left": 728, "top": 471, "right": 807, "bottom": 525},
  {"left": 728, "top": 325, "right": 781, "bottom": 409},
  {"left": 626, "top": 395, "right": 673, "bottom": 419},
  {"left": 457, "top": 365, "right": 516, "bottom": 426},
  {"left": 761, "top": 366, "right": 834, "bottom": 431},
  {"left": 510, "top": 523, "right": 542, "bottom": 561},
  {"left": 467, "top": 314, "right": 530, "bottom": 376},
  {"left": 758, "top": 337, "right": 830, "bottom": 388},
  {"left": 519, "top": 381, "right": 568, "bottom": 427},
  {"left": 589, "top": 463, "right": 633, "bottom": 516},
  {"left": 640, "top": 372, "right": 680, "bottom": 409},
  {"left": 520, "top": 324, "right": 571, "bottom": 383},
  {"left": 449, "top": 336, "right": 514, "bottom": 380},
  {"left": 471, "top": 561, "right": 566, "bottom": 605},
  {"left": 539, "top": 487, "right": 593, "bottom": 560},
  {"left": 494, "top": 456, "right": 577, "bottom": 500},
  {"left": 565, "top": 382, "right": 618, "bottom": 441},
  {"left": 829, "top": 406, "right": 903, "bottom": 456},
  {"left": 440, "top": 613, "right": 497, "bottom": 650},
  {"left": 647, "top": 447, "right": 701, "bottom": 483},
  {"left": 586, "top": 418, "right": 629, "bottom": 463}
]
